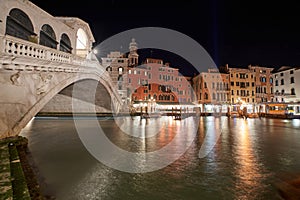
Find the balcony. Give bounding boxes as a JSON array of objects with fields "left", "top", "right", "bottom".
[{"left": 274, "top": 92, "right": 296, "bottom": 97}]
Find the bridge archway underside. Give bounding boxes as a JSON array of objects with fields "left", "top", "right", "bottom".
[{"left": 0, "top": 55, "right": 122, "bottom": 138}]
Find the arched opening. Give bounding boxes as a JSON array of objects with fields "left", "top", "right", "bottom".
[
  {"left": 76, "top": 28, "right": 88, "bottom": 58},
  {"left": 118, "top": 67, "right": 124, "bottom": 75},
  {"left": 291, "top": 88, "right": 295, "bottom": 95},
  {"left": 5, "top": 8, "right": 35, "bottom": 41},
  {"left": 106, "top": 66, "right": 112, "bottom": 72},
  {"left": 39, "top": 24, "right": 58, "bottom": 49},
  {"left": 159, "top": 95, "right": 163, "bottom": 101},
  {"left": 171, "top": 95, "right": 175, "bottom": 101},
  {"left": 39, "top": 79, "right": 113, "bottom": 115},
  {"left": 59, "top": 33, "right": 72, "bottom": 53}
]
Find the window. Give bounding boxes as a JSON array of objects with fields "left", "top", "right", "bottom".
[
  {"left": 240, "top": 73, "right": 246, "bottom": 79},
  {"left": 118, "top": 67, "right": 124, "bottom": 75},
  {"left": 128, "top": 70, "right": 131, "bottom": 74},
  {"left": 270, "top": 78, "right": 273, "bottom": 84},
  {"left": 204, "top": 93, "right": 208, "bottom": 100},
  {"left": 291, "top": 88, "right": 295, "bottom": 95},
  {"left": 281, "top": 79, "right": 284, "bottom": 85},
  {"left": 290, "top": 70, "right": 294, "bottom": 74},
  {"left": 275, "top": 80, "right": 278, "bottom": 86},
  {"left": 106, "top": 66, "right": 112, "bottom": 72},
  {"left": 281, "top": 89, "right": 285, "bottom": 94},
  {"left": 280, "top": 73, "right": 284, "bottom": 76},
  {"left": 291, "top": 77, "right": 295, "bottom": 84}
]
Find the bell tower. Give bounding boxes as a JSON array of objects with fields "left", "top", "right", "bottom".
[{"left": 128, "top": 38, "right": 139, "bottom": 67}]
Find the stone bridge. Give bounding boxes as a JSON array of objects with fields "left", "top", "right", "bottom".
[
  {"left": 0, "top": 0, "right": 123, "bottom": 138},
  {"left": 0, "top": 35, "right": 122, "bottom": 139}
]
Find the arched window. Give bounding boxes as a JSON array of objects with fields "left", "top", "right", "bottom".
[
  {"left": 204, "top": 93, "right": 208, "bottom": 100},
  {"left": 76, "top": 28, "right": 89, "bottom": 57},
  {"left": 159, "top": 95, "right": 163, "bottom": 100},
  {"left": 39, "top": 24, "right": 58, "bottom": 49},
  {"left": 153, "top": 94, "right": 157, "bottom": 100},
  {"left": 59, "top": 33, "right": 72, "bottom": 53},
  {"left": 6, "top": 8, "right": 35, "bottom": 41},
  {"left": 76, "top": 28, "right": 88, "bottom": 49},
  {"left": 106, "top": 66, "right": 112, "bottom": 72},
  {"left": 291, "top": 88, "right": 295, "bottom": 95},
  {"left": 118, "top": 67, "right": 124, "bottom": 75},
  {"left": 171, "top": 95, "right": 175, "bottom": 101}
]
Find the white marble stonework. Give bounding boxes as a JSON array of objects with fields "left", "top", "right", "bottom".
[{"left": 0, "top": 0, "right": 123, "bottom": 138}]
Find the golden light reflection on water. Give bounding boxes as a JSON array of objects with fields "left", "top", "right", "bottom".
[{"left": 233, "top": 119, "right": 264, "bottom": 199}]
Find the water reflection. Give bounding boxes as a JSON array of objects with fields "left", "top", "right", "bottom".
[
  {"left": 19, "top": 116, "right": 300, "bottom": 200},
  {"left": 233, "top": 119, "right": 265, "bottom": 199}
]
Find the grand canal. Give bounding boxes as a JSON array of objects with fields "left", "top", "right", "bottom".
[{"left": 20, "top": 116, "right": 300, "bottom": 200}]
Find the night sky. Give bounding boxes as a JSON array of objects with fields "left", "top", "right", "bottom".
[{"left": 30, "top": 0, "right": 300, "bottom": 76}]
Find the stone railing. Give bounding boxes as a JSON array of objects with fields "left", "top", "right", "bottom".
[
  {"left": 2, "top": 35, "right": 71, "bottom": 63},
  {"left": 0, "top": 35, "right": 108, "bottom": 73}
]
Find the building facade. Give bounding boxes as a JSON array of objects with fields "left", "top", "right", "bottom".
[
  {"left": 101, "top": 51, "right": 129, "bottom": 102},
  {"left": 273, "top": 66, "right": 300, "bottom": 103},
  {"left": 128, "top": 58, "right": 193, "bottom": 104},
  {"left": 249, "top": 65, "right": 274, "bottom": 103},
  {"left": 228, "top": 67, "right": 256, "bottom": 104}
]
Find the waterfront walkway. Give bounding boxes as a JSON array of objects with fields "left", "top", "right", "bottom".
[{"left": 0, "top": 137, "right": 32, "bottom": 200}]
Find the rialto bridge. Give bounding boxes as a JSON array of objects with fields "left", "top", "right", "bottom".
[{"left": 0, "top": 0, "right": 123, "bottom": 138}]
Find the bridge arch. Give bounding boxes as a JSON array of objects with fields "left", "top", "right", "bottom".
[{"left": 11, "top": 72, "right": 120, "bottom": 138}]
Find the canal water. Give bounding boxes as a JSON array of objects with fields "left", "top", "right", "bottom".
[{"left": 20, "top": 116, "right": 300, "bottom": 200}]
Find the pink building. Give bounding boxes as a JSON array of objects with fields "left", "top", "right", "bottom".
[{"left": 127, "top": 58, "right": 193, "bottom": 104}]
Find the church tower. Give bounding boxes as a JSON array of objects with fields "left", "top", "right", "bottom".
[{"left": 128, "top": 38, "right": 139, "bottom": 67}]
